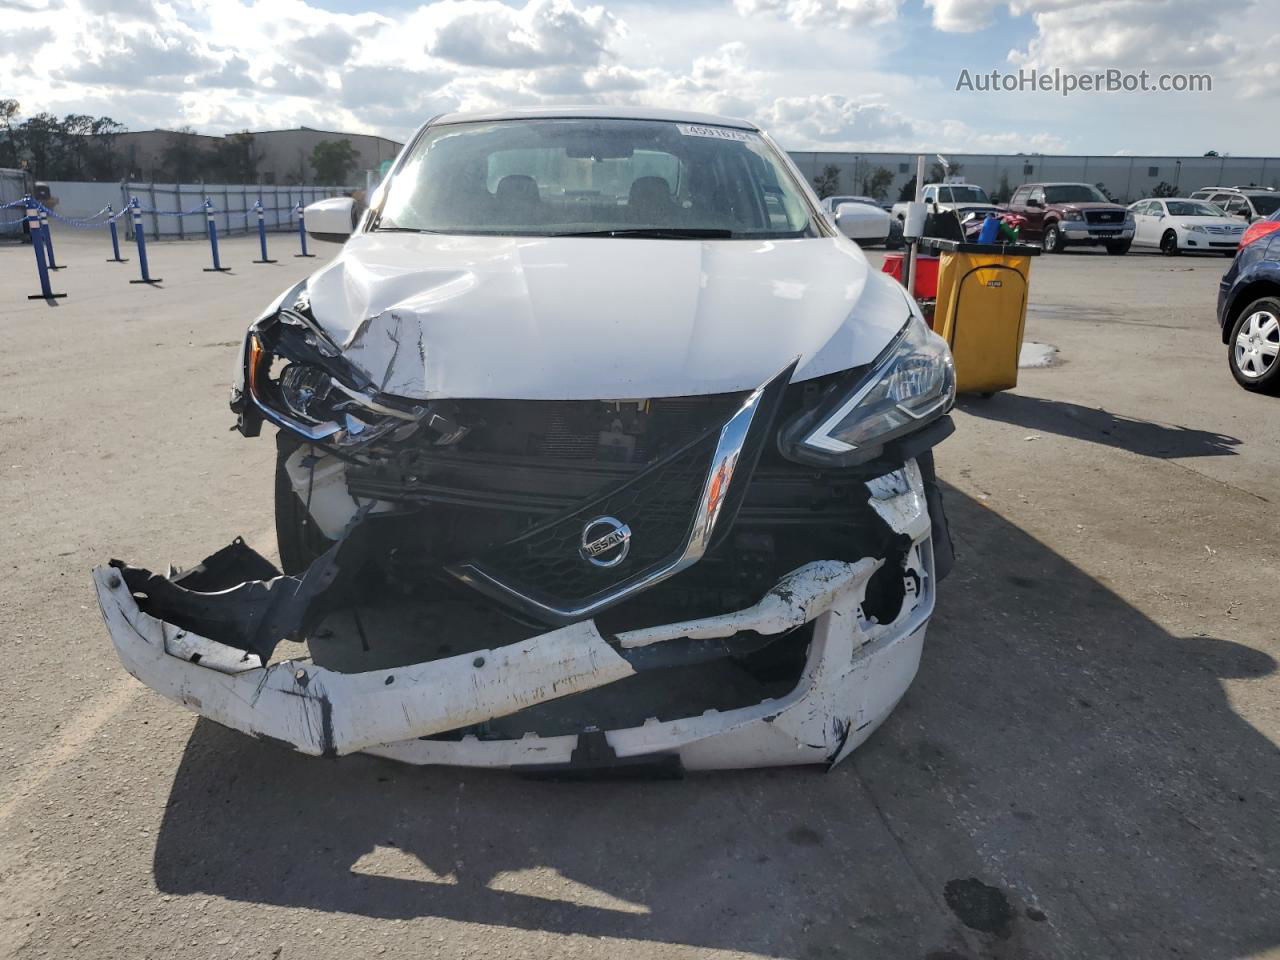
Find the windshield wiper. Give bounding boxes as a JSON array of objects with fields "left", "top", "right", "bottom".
[{"left": 552, "top": 227, "right": 736, "bottom": 239}]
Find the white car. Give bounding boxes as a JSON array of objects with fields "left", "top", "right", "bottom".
[
  {"left": 819, "top": 194, "right": 894, "bottom": 246},
  {"left": 1128, "top": 197, "right": 1246, "bottom": 256},
  {"left": 93, "top": 106, "right": 957, "bottom": 774}
]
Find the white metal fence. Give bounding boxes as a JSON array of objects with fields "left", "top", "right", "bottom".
[{"left": 117, "top": 182, "right": 347, "bottom": 239}]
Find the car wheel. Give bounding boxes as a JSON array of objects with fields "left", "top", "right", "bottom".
[
  {"left": 1160, "top": 230, "right": 1180, "bottom": 256},
  {"left": 1106, "top": 240, "right": 1131, "bottom": 255},
  {"left": 275, "top": 434, "right": 336, "bottom": 575},
  {"left": 1228, "top": 298, "right": 1280, "bottom": 393},
  {"left": 1042, "top": 224, "right": 1064, "bottom": 253}
]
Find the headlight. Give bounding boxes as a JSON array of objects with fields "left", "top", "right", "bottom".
[
  {"left": 1063, "top": 210, "right": 1083, "bottom": 221},
  {"left": 782, "top": 312, "right": 955, "bottom": 466},
  {"left": 240, "top": 324, "right": 425, "bottom": 448},
  {"left": 1123, "top": 214, "right": 1134, "bottom": 226},
  {"left": 1185, "top": 223, "right": 1207, "bottom": 233}
]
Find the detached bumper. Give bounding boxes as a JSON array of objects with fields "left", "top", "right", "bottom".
[{"left": 92, "top": 465, "right": 936, "bottom": 771}]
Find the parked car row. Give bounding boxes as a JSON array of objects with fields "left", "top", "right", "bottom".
[{"left": 824, "top": 182, "right": 1278, "bottom": 260}]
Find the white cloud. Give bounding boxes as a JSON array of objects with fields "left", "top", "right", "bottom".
[
  {"left": 0, "top": 0, "right": 1268, "bottom": 155},
  {"left": 422, "top": 0, "right": 620, "bottom": 69},
  {"left": 734, "top": 0, "right": 902, "bottom": 28}
]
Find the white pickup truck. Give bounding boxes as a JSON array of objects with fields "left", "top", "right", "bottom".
[{"left": 892, "top": 182, "right": 1002, "bottom": 226}]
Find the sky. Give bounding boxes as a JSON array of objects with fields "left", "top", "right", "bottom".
[{"left": 0, "top": 0, "right": 1273, "bottom": 155}]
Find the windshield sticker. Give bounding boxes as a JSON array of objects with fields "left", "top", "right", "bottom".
[{"left": 676, "top": 124, "right": 751, "bottom": 141}]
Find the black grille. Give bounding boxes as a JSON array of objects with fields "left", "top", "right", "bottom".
[
  {"left": 456, "top": 429, "right": 718, "bottom": 608},
  {"left": 447, "top": 363, "right": 796, "bottom": 624}
]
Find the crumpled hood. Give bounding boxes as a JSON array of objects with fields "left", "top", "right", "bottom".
[{"left": 304, "top": 232, "right": 910, "bottom": 400}]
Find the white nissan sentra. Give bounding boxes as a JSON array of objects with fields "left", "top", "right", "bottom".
[{"left": 93, "top": 107, "right": 957, "bottom": 773}]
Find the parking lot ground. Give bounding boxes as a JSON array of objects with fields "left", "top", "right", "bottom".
[{"left": 0, "top": 232, "right": 1276, "bottom": 960}]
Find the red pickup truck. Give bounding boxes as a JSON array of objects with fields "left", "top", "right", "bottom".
[{"left": 1005, "top": 182, "right": 1134, "bottom": 255}]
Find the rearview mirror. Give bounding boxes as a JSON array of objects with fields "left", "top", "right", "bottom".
[{"left": 304, "top": 196, "right": 357, "bottom": 242}]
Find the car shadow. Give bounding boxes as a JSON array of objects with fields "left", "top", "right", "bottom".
[
  {"left": 152, "top": 487, "right": 1278, "bottom": 959},
  {"left": 958, "top": 392, "right": 1242, "bottom": 459}
]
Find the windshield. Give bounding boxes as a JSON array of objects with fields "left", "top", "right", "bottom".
[
  {"left": 1249, "top": 194, "right": 1280, "bottom": 216},
  {"left": 376, "top": 118, "right": 818, "bottom": 239},
  {"left": 1166, "top": 200, "right": 1225, "bottom": 217},
  {"left": 938, "top": 186, "right": 990, "bottom": 204},
  {"left": 1044, "top": 184, "right": 1109, "bottom": 204}
]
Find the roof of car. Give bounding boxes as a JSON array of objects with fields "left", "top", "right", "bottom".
[
  {"left": 1198, "top": 186, "right": 1276, "bottom": 194},
  {"left": 429, "top": 105, "right": 758, "bottom": 130}
]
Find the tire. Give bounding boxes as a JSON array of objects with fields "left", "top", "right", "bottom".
[
  {"left": 1042, "top": 224, "right": 1064, "bottom": 253},
  {"left": 274, "top": 433, "right": 336, "bottom": 574},
  {"left": 1223, "top": 250, "right": 1237, "bottom": 258},
  {"left": 1228, "top": 297, "right": 1280, "bottom": 394},
  {"left": 1160, "top": 230, "right": 1180, "bottom": 256},
  {"left": 1106, "top": 240, "right": 1131, "bottom": 255}
]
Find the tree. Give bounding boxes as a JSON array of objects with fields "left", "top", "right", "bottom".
[
  {"left": 860, "top": 166, "right": 893, "bottom": 201},
  {"left": 18, "top": 113, "right": 65, "bottom": 179},
  {"left": 995, "top": 171, "right": 1012, "bottom": 203},
  {"left": 84, "top": 117, "right": 125, "bottom": 180},
  {"left": 311, "top": 138, "right": 359, "bottom": 185},
  {"left": 811, "top": 164, "right": 840, "bottom": 198},
  {"left": 898, "top": 175, "right": 917, "bottom": 202},
  {"left": 1204, "top": 150, "right": 1219, "bottom": 157},
  {"left": 1150, "top": 181, "right": 1179, "bottom": 198},
  {"left": 929, "top": 160, "right": 961, "bottom": 183},
  {"left": 0, "top": 99, "right": 19, "bottom": 168},
  {"left": 209, "top": 131, "right": 259, "bottom": 182},
  {"left": 160, "top": 126, "right": 207, "bottom": 182},
  {"left": 1095, "top": 182, "right": 1118, "bottom": 202}
]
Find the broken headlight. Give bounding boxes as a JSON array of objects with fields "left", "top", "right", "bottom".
[
  {"left": 239, "top": 324, "right": 423, "bottom": 448},
  {"left": 779, "top": 311, "right": 954, "bottom": 467},
  {"left": 279, "top": 362, "right": 334, "bottom": 421}
]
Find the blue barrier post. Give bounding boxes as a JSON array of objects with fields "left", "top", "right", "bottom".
[
  {"left": 128, "top": 196, "right": 162, "bottom": 285},
  {"left": 105, "top": 204, "right": 128, "bottom": 262},
  {"left": 202, "top": 199, "right": 230, "bottom": 272},
  {"left": 25, "top": 199, "right": 66, "bottom": 300},
  {"left": 294, "top": 204, "right": 315, "bottom": 258},
  {"left": 252, "top": 199, "right": 276, "bottom": 263},
  {"left": 39, "top": 209, "right": 62, "bottom": 270}
]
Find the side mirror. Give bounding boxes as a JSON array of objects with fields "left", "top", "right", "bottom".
[
  {"left": 1026, "top": 198, "right": 1042, "bottom": 208},
  {"left": 305, "top": 196, "right": 357, "bottom": 242},
  {"left": 1237, "top": 209, "right": 1252, "bottom": 219}
]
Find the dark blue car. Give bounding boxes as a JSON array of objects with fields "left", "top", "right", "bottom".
[{"left": 1218, "top": 209, "right": 1280, "bottom": 393}]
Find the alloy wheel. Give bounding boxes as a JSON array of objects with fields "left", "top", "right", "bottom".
[{"left": 1234, "top": 310, "right": 1280, "bottom": 379}]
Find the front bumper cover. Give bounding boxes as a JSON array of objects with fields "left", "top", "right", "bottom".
[{"left": 92, "top": 463, "right": 936, "bottom": 771}]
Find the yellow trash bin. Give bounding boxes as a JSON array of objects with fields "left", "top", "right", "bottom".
[{"left": 928, "top": 240, "right": 1040, "bottom": 395}]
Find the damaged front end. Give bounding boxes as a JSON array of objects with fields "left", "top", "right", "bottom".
[{"left": 96, "top": 287, "right": 956, "bottom": 773}]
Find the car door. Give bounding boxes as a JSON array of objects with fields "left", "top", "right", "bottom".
[
  {"left": 1141, "top": 200, "right": 1166, "bottom": 245},
  {"left": 1129, "top": 201, "right": 1150, "bottom": 244},
  {"left": 1021, "top": 186, "right": 1046, "bottom": 239}
]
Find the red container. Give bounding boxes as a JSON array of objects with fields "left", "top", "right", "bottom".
[{"left": 881, "top": 252, "right": 939, "bottom": 300}]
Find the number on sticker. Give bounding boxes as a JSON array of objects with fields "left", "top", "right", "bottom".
[{"left": 676, "top": 124, "right": 751, "bottom": 141}]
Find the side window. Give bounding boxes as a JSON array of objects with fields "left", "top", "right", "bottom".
[
  {"left": 1009, "top": 187, "right": 1028, "bottom": 207},
  {"left": 1225, "top": 197, "right": 1246, "bottom": 215},
  {"left": 1029, "top": 186, "right": 1045, "bottom": 205},
  {"left": 922, "top": 186, "right": 935, "bottom": 203},
  {"left": 1131, "top": 201, "right": 1148, "bottom": 216}
]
